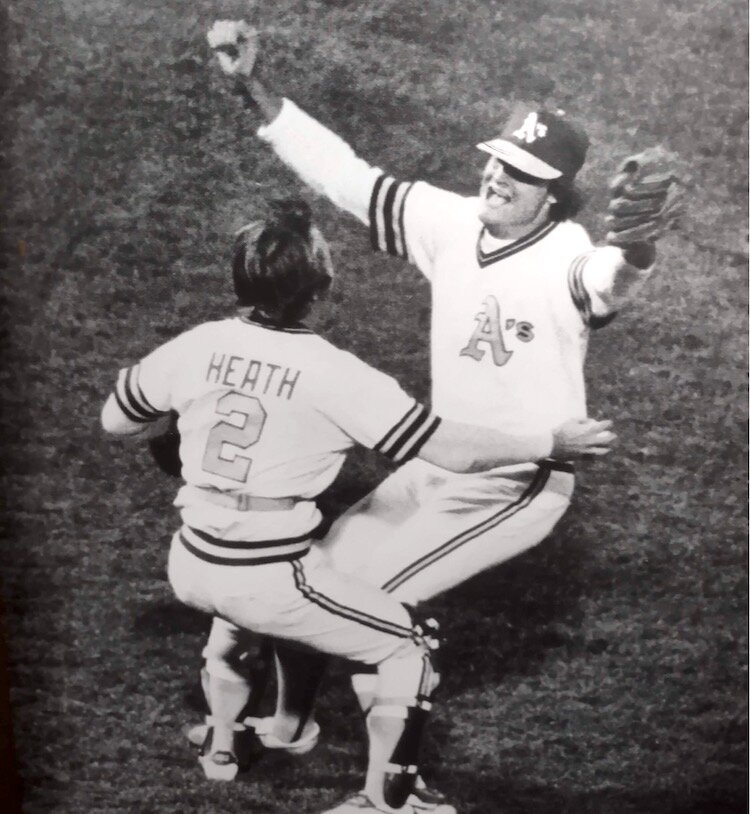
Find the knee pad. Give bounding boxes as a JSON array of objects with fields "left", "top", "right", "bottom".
[
  {"left": 404, "top": 605, "right": 442, "bottom": 656},
  {"left": 375, "top": 644, "right": 436, "bottom": 704}
]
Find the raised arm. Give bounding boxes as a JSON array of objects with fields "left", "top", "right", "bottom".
[
  {"left": 207, "top": 20, "right": 382, "bottom": 225},
  {"left": 577, "top": 148, "right": 683, "bottom": 320}
]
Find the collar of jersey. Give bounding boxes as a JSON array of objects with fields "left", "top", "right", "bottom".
[
  {"left": 238, "top": 309, "right": 313, "bottom": 334},
  {"left": 476, "top": 220, "right": 559, "bottom": 268}
]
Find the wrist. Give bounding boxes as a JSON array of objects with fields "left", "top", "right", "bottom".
[
  {"left": 250, "top": 76, "right": 284, "bottom": 123},
  {"left": 536, "top": 429, "right": 555, "bottom": 461},
  {"left": 232, "top": 77, "right": 256, "bottom": 109}
]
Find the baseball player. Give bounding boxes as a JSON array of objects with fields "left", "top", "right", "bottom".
[
  {"left": 203, "top": 20, "right": 681, "bottom": 773},
  {"left": 101, "top": 199, "right": 614, "bottom": 814}
]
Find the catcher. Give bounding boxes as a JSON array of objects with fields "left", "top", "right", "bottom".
[
  {"left": 102, "top": 197, "right": 616, "bottom": 814},
  {"left": 194, "top": 21, "right": 682, "bottom": 811}
]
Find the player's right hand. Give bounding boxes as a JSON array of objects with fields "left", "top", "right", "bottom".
[
  {"left": 207, "top": 20, "right": 259, "bottom": 78},
  {"left": 551, "top": 418, "right": 616, "bottom": 460}
]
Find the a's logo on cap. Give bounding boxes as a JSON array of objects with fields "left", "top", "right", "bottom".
[{"left": 512, "top": 112, "right": 548, "bottom": 144}]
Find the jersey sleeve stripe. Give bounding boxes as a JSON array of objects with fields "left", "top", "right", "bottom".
[
  {"left": 124, "top": 367, "right": 157, "bottom": 418},
  {"left": 113, "top": 388, "right": 149, "bottom": 423},
  {"left": 374, "top": 401, "right": 423, "bottom": 453},
  {"left": 394, "top": 414, "right": 441, "bottom": 463},
  {"left": 393, "top": 181, "right": 411, "bottom": 258},
  {"left": 369, "top": 174, "right": 388, "bottom": 251},
  {"left": 129, "top": 366, "right": 170, "bottom": 417},
  {"left": 113, "top": 368, "right": 151, "bottom": 423},
  {"left": 382, "top": 177, "right": 400, "bottom": 255},
  {"left": 132, "top": 366, "right": 160, "bottom": 414},
  {"left": 386, "top": 410, "right": 435, "bottom": 462},
  {"left": 374, "top": 402, "right": 440, "bottom": 463},
  {"left": 368, "top": 173, "right": 412, "bottom": 259},
  {"left": 568, "top": 253, "right": 593, "bottom": 323},
  {"left": 568, "top": 253, "right": 619, "bottom": 330},
  {"left": 116, "top": 366, "right": 168, "bottom": 421},
  {"left": 385, "top": 408, "right": 430, "bottom": 458}
]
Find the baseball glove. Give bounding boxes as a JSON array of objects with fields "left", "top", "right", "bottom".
[
  {"left": 147, "top": 410, "right": 182, "bottom": 478},
  {"left": 207, "top": 19, "right": 259, "bottom": 77},
  {"left": 605, "top": 147, "right": 684, "bottom": 247}
]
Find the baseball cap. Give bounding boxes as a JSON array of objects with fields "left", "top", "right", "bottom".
[{"left": 477, "top": 107, "right": 589, "bottom": 181}]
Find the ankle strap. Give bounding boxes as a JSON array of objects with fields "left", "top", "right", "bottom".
[{"left": 205, "top": 715, "right": 247, "bottom": 732}]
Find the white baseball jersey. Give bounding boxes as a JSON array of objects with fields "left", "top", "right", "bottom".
[
  {"left": 111, "top": 311, "right": 440, "bottom": 556},
  {"left": 371, "top": 181, "right": 596, "bottom": 434},
  {"left": 110, "top": 313, "right": 443, "bottom": 679},
  {"left": 257, "top": 99, "right": 654, "bottom": 604},
  {"left": 259, "top": 100, "right": 650, "bottom": 441}
]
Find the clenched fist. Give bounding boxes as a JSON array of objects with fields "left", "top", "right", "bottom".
[{"left": 207, "top": 20, "right": 259, "bottom": 78}]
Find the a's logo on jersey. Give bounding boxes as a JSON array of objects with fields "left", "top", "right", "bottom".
[
  {"left": 460, "top": 296, "right": 512, "bottom": 366},
  {"left": 512, "top": 112, "right": 548, "bottom": 144},
  {"left": 460, "top": 296, "right": 534, "bottom": 366}
]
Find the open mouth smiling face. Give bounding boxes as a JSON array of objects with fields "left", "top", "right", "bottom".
[{"left": 478, "top": 157, "right": 553, "bottom": 236}]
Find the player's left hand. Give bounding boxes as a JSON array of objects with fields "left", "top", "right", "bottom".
[
  {"left": 207, "top": 20, "right": 259, "bottom": 78},
  {"left": 552, "top": 418, "right": 616, "bottom": 460},
  {"left": 605, "top": 147, "right": 684, "bottom": 247}
]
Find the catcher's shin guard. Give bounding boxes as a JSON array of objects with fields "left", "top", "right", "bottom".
[
  {"left": 381, "top": 611, "right": 442, "bottom": 808},
  {"left": 382, "top": 697, "right": 431, "bottom": 808},
  {"left": 376, "top": 648, "right": 438, "bottom": 809}
]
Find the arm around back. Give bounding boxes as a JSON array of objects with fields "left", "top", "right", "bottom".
[{"left": 418, "top": 417, "right": 615, "bottom": 473}]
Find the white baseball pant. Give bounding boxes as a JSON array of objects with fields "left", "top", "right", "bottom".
[{"left": 317, "top": 459, "right": 575, "bottom": 605}]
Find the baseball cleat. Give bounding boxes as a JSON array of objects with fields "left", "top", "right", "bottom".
[
  {"left": 192, "top": 715, "right": 260, "bottom": 779},
  {"left": 198, "top": 749, "right": 239, "bottom": 781},
  {"left": 408, "top": 777, "right": 450, "bottom": 810},
  {"left": 252, "top": 715, "right": 321, "bottom": 755},
  {"left": 186, "top": 715, "right": 321, "bottom": 756},
  {"left": 320, "top": 792, "right": 456, "bottom": 814}
]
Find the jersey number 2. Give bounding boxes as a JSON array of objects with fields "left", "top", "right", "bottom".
[{"left": 202, "top": 391, "right": 267, "bottom": 482}]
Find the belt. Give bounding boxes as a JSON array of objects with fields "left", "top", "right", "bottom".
[{"left": 186, "top": 486, "right": 298, "bottom": 512}]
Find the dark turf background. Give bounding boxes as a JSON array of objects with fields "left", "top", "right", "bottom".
[{"left": 1, "top": 1, "right": 747, "bottom": 812}]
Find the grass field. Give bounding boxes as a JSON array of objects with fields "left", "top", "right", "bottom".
[{"left": 1, "top": 1, "right": 747, "bottom": 812}]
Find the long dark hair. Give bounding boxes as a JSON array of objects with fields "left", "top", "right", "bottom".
[
  {"left": 548, "top": 178, "right": 585, "bottom": 221},
  {"left": 232, "top": 199, "right": 333, "bottom": 325}
]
